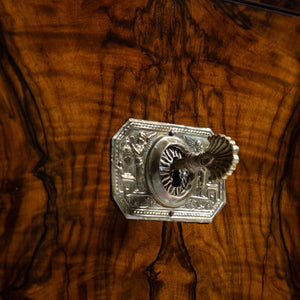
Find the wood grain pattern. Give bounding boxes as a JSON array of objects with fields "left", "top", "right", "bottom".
[
  {"left": 0, "top": 0, "right": 299, "bottom": 299},
  {"left": 224, "top": 0, "right": 300, "bottom": 15}
]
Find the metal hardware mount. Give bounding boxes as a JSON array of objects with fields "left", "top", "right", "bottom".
[{"left": 111, "top": 119, "right": 239, "bottom": 223}]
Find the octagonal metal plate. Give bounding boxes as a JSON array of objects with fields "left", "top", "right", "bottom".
[{"left": 111, "top": 118, "right": 226, "bottom": 223}]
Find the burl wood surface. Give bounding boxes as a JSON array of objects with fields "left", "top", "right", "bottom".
[
  {"left": 228, "top": 0, "right": 300, "bottom": 14},
  {"left": 0, "top": 0, "right": 299, "bottom": 299}
]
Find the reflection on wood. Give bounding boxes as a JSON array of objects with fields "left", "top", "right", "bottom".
[{"left": 0, "top": 0, "right": 299, "bottom": 299}]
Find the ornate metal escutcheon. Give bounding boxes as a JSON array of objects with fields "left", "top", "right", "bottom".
[{"left": 111, "top": 119, "right": 239, "bottom": 223}]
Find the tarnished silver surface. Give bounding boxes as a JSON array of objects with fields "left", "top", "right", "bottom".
[{"left": 111, "top": 118, "right": 239, "bottom": 223}]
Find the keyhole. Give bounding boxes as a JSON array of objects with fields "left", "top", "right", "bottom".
[
  {"left": 172, "top": 169, "right": 181, "bottom": 187},
  {"left": 160, "top": 147, "right": 190, "bottom": 197}
]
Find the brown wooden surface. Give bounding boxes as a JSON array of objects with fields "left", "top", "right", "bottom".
[
  {"left": 0, "top": 0, "right": 299, "bottom": 299},
  {"left": 226, "top": 0, "right": 300, "bottom": 14}
]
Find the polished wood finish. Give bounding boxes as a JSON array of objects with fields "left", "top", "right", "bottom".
[
  {"left": 225, "top": 0, "right": 300, "bottom": 14},
  {"left": 0, "top": 0, "right": 299, "bottom": 299}
]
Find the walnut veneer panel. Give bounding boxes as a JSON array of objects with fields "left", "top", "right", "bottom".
[{"left": 0, "top": 0, "right": 299, "bottom": 299}]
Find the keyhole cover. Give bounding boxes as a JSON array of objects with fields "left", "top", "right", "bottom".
[
  {"left": 111, "top": 119, "right": 238, "bottom": 223},
  {"left": 146, "top": 135, "right": 196, "bottom": 208}
]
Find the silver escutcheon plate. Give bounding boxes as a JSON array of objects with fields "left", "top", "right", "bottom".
[{"left": 111, "top": 118, "right": 237, "bottom": 223}]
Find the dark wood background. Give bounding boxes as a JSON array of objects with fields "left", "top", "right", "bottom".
[{"left": 0, "top": 0, "right": 299, "bottom": 299}]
